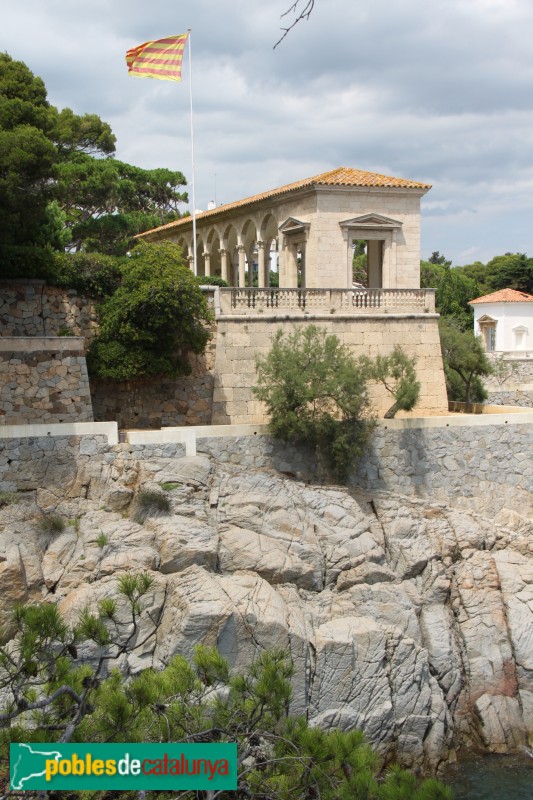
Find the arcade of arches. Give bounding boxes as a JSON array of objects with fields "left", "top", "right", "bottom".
[{"left": 137, "top": 167, "right": 431, "bottom": 290}]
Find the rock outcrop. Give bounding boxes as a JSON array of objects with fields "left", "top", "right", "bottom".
[{"left": 0, "top": 449, "right": 531, "bottom": 772}]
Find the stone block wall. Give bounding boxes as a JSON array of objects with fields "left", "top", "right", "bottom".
[
  {"left": 0, "top": 338, "right": 93, "bottom": 425},
  {"left": 1, "top": 414, "right": 531, "bottom": 518},
  {"left": 212, "top": 314, "right": 448, "bottom": 424},
  {"left": 0, "top": 434, "right": 109, "bottom": 492},
  {"left": 355, "top": 418, "right": 533, "bottom": 517},
  {"left": 486, "top": 390, "right": 533, "bottom": 408},
  {"left": 0, "top": 281, "right": 99, "bottom": 346},
  {"left": 91, "top": 332, "right": 217, "bottom": 429}
]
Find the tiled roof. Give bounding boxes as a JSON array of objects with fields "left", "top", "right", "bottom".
[
  {"left": 137, "top": 166, "right": 431, "bottom": 239},
  {"left": 469, "top": 288, "right": 533, "bottom": 304}
]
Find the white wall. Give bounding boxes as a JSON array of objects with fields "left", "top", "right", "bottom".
[{"left": 474, "top": 302, "right": 533, "bottom": 352}]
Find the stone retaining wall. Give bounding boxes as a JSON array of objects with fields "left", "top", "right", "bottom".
[
  {"left": 487, "top": 389, "right": 533, "bottom": 408},
  {"left": 0, "top": 338, "right": 93, "bottom": 425},
  {"left": 91, "top": 336, "right": 217, "bottom": 429},
  {"left": 2, "top": 415, "right": 531, "bottom": 518},
  {"left": 212, "top": 315, "right": 449, "bottom": 423},
  {"left": 0, "top": 434, "right": 109, "bottom": 492},
  {"left": 0, "top": 281, "right": 99, "bottom": 346},
  {"left": 355, "top": 418, "right": 533, "bottom": 517}
]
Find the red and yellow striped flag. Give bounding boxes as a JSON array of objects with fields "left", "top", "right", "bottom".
[{"left": 126, "top": 33, "right": 189, "bottom": 82}]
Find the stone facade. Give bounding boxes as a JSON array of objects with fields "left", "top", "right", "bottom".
[
  {"left": 0, "top": 281, "right": 99, "bottom": 346},
  {"left": 138, "top": 167, "right": 430, "bottom": 290},
  {"left": 212, "top": 314, "right": 448, "bottom": 423},
  {"left": 91, "top": 341, "right": 217, "bottom": 429},
  {"left": 0, "top": 338, "right": 93, "bottom": 425}
]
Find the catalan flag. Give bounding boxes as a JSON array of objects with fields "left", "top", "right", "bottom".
[{"left": 126, "top": 33, "right": 189, "bottom": 82}]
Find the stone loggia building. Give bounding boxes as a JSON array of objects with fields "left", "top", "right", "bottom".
[{"left": 139, "top": 166, "right": 449, "bottom": 422}]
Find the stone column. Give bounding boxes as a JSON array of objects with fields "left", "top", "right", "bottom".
[
  {"left": 247, "top": 250, "right": 255, "bottom": 287},
  {"left": 287, "top": 242, "right": 298, "bottom": 288},
  {"left": 203, "top": 252, "right": 211, "bottom": 278},
  {"left": 278, "top": 236, "right": 286, "bottom": 287},
  {"left": 237, "top": 245, "right": 246, "bottom": 288},
  {"left": 257, "top": 241, "right": 266, "bottom": 288},
  {"left": 187, "top": 255, "right": 195, "bottom": 272},
  {"left": 220, "top": 248, "right": 229, "bottom": 284}
]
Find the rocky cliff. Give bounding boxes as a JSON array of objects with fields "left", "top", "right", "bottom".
[{"left": 1, "top": 448, "right": 531, "bottom": 772}]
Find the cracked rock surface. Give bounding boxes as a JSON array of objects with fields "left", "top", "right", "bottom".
[{"left": 1, "top": 451, "right": 531, "bottom": 771}]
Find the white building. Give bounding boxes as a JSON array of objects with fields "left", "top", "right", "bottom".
[{"left": 470, "top": 288, "right": 533, "bottom": 354}]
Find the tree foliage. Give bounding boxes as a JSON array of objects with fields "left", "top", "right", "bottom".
[
  {"left": 87, "top": 242, "right": 211, "bottom": 381},
  {"left": 486, "top": 252, "right": 533, "bottom": 295},
  {"left": 439, "top": 319, "right": 492, "bottom": 404},
  {"left": 0, "top": 586, "right": 452, "bottom": 800},
  {"left": 420, "top": 260, "right": 478, "bottom": 331},
  {"left": 0, "top": 53, "right": 57, "bottom": 255},
  {"left": 362, "top": 346, "right": 421, "bottom": 419},
  {"left": 253, "top": 325, "right": 374, "bottom": 481},
  {"left": 0, "top": 53, "right": 189, "bottom": 276}
]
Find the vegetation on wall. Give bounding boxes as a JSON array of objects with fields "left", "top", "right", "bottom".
[
  {"left": 438, "top": 319, "right": 492, "bottom": 404},
  {"left": 253, "top": 325, "right": 374, "bottom": 480},
  {"left": 87, "top": 242, "right": 211, "bottom": 381},
  {"left": 361, "top": 345, "right": 421, "bottom": 419},
  {"left": 0, "top": 580, "right": 452, "bottom": 799}
]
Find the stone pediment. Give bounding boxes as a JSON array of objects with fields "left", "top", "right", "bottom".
[
  {"left": 339, "top": 214, "right": 403, "bottom": 230},
  {"left": 278, "top": 217, "right": 310, "bottom": 235},
  {"left": 478, "top": 314, "right": 497, "bottom": 324}
]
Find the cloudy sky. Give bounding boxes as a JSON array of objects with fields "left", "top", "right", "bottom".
[{"left": 3, "top": 0, "right": 533, "bottom": 264}]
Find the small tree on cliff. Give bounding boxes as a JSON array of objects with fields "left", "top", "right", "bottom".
[
  {"left": 0, "top": 588, "right": 451, "bottom": 799},
  {"left": 87, "top": 241, "right": 211, "bottom": 380},
  {"left": 253, "top": 325, "right": 374, "bottom": 481},
  {"left": 361, "top": 345, "right": 421, "bottom": 419},
  {"left": 439, "top": 319, "right": 492, "bottom": 404}
]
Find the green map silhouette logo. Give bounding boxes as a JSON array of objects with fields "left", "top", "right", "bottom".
[{"left": 10, "top": 743, "right": 237, "bottom": 790}]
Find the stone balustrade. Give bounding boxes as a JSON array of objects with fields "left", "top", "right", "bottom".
[{"left": 217, "top": 287, "right": 436, "bottom": 316}]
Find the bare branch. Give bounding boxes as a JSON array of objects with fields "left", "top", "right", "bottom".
[{"left": 274, "top": 0, "right": 315, "bottom": 48}]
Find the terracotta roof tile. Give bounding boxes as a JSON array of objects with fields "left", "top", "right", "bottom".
[
  {"left": 137, "top": 166, "right": 431, "bottom": 239},
  {"left": 469, "top": 288, "right": 533, "bottom": 304}
]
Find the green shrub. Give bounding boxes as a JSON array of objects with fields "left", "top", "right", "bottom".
[
  {"left": 439, "top": 319, "right": 492, "bottom": 403},
  {"left": 0, "top": 244, "right": 56, "bottom": 280},
  {"left": 87, "top": 241, "right": 211, "bottom": 381},
  {"left": 39, "top": 513, "right": 65, "bottom": 534},
  {"left": 134, "top": 489, "right": 171, "bottom": 524},
  {"left": 50, "top": 251, "right": 124, "bottom": 297},
  {"left": 96, "top": 532, "right": 108, "bottom": 548},
  {"left": 159, "top": 481, "right": 181, "bottom": 491},
  {"left": 253, "top": 325, "right": 374, "bottom": 481},
  {"left": 361, "top": 345, "right": 421, "bottom": 418},
  {"left": 0, "top": 491, "right": 19, "bottom": 508},
  {"left": 196, "top": 274, "right": 228, "bottom": 287}
]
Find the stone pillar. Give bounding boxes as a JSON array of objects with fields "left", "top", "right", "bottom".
[
  {"left": 278, "top": 236, "right": 286, "bottom": 287},
  {"left": 257, "top": 241, "right": 266, "bottom": 288},
  {"left": 187, "top": 255, "right": 195, "bottom": 272},
  {"left": 220, "top": 248, "right": 229, "bottom": 284},
  {"left": 237, "top": 245, "right": 246, "bottom": 288},
  {"left": 299, "top": 242, "right": 306, "bottom": 288},
  {"left": 247, "top": 250, "right": 255, "bottom": 287},
  {"left": 203, "top": 252, "right": 211, "bottom": 278},
  {"left": 287, "top": 242, "right": 298, "bottom": 288}
]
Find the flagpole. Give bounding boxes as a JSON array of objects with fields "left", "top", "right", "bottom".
[{"left": 187, "top": 28, "right": 197, "bottom": 277}]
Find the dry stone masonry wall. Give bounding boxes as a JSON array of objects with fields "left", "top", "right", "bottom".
[
  {"left": 0, "top": 338, "right": 93, "bottom": 425},
  {"left": 0, "top": 281, "right": 99, "bottom": 346}
]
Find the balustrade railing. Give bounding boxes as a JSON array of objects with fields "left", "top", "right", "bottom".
[{"left": 217, "top": 288, "right": 435, "bottom": 316}]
